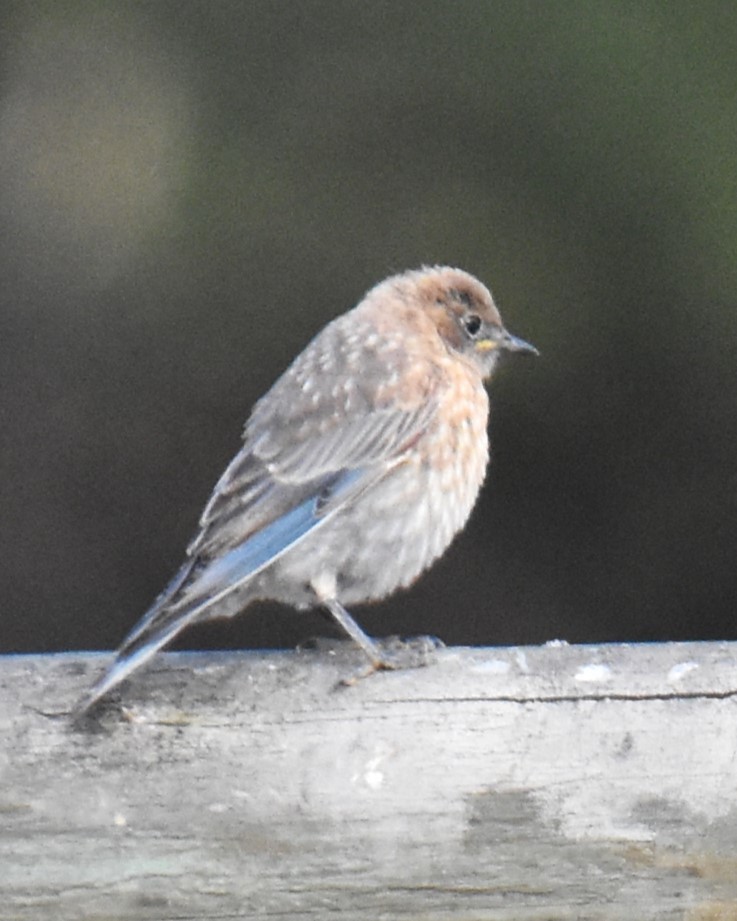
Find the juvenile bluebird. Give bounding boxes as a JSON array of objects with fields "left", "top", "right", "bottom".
[{"left": 77, "top": 266, "right": 536, "bottom": 713}]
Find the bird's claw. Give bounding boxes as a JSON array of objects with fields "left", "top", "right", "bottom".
[
  {"left": 373, "top": 633, "right": 445, "bottom": 669},
  {"left": 337, "top": 634, "right": 444, "bottom": 688}
]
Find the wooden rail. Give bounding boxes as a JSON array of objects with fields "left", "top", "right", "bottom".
[{"left": 2, "top": 641, "right": 736, "bottom": 919}]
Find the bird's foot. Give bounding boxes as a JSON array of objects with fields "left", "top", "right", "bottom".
[
  {"left": 373, "top": 633, "right": 445, "bottom": 669},
  {"left": 338, "top": 634, "right": 444, "bottom": 687}
]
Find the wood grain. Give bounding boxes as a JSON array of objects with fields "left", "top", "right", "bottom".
[{"left": 2, "top": 641, "right": 737, "bottom": 920}]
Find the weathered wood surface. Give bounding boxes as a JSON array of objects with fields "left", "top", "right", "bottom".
[{"left": 1, "top": 641, "right": 737, "bottom": 920}]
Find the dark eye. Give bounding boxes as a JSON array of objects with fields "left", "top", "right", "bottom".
[{"left": 463, "top": 314, "right": 482, "bottom": 337}]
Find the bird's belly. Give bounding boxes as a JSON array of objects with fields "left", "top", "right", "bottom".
[{"left": 265, "top": 425, "right": 489, "bottom": 606}]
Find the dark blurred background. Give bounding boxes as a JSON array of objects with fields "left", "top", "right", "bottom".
[{"left": 2, "top": 1, "right": 736, "bottom": 656}]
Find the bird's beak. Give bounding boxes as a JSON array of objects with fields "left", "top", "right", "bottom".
[
  {"left": 475, "top": 330, "right": 539, "bottom": 356},
  {"left": 500, "top": 331, "right": 539, "bottom": 356}
]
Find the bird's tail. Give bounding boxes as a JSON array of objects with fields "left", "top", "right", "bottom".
[
  {"left": 73, "top": 468, "right": 378, "bottom": 717},
  {"left": 73, "top": 561, "right": 204, "bottom": 716}
]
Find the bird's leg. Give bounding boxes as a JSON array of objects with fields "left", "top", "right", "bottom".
[
  {"left": 323, "top": 598, "right": 443, "bottom": 674},
  {"left": 323, "top": 598, "right": 386, "bottom": 667}
]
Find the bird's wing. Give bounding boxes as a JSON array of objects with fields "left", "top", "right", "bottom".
[
  {"left": 192, "top": 314, "right": 441, "bottom": 556},
  {"left": 193, "top": 396, "right": 436, "bottom": 551},
  {"left": 76, "top": 352, "right": 440, "bottom": 715},
  {"left": 192, "top": 399, "right": 436, "bottom": 555}
]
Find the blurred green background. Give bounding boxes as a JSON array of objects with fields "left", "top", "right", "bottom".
[{"left": 2, "top": 0, "right": 736, "bottom": 655}]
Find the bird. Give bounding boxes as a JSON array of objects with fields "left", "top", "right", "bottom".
[{"left": 76, "top": 266, "right": 537, "bottom": 714}]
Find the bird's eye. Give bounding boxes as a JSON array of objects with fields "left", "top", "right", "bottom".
[{"left": 463, "top": 314, "right": 482, "bottom": 337}]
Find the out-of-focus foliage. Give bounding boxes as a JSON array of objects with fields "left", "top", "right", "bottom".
[{"left": 2, "top": 1, "right": 736, "bottom": 653}]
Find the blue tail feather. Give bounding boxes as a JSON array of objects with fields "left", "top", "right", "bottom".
[{"left": 75, "top": 468, "right": 368, "bottom": 714}]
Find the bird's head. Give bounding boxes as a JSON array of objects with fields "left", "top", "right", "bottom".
[{"left": 407, "top": 266, "right": 538, "bottom": 378}]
